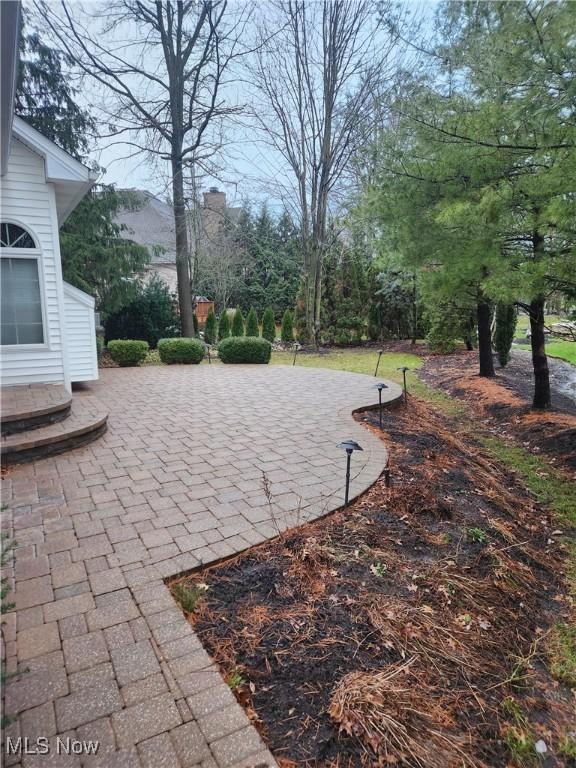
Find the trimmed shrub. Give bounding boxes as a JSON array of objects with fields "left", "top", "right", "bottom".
[
  {"left": 262, "top": 308, "right": 276, "bottom": 342},
  {"left": 245, "top": 307, "right": 259, "bottom": 337},
  {"left": 108, "top": 339, "right": 149, "bottom": 366},
  {"left": 218, "top": 309, "right": 230, "bottom": 340},
  {"left": 218, "top": 337, "right": 271, "bottom": 364},
  {"left": 281, "top": 309, "right": 294, "bottom": 343},
  {"left": 192, "top": 313, "right": 199, "bottom": 337},
  {"left": 204, "top": 310, "right": 217, "bottom": 345},
  {"left": 232, "top": 307, "right": 245, "bottom": 337},
  {"left": 158, "top": 337, "right": 205, "bottom": 364}
]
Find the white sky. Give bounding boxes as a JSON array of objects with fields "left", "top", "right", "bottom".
[{"left": 30, "top": 0, "right": 438, "bottom": 213}]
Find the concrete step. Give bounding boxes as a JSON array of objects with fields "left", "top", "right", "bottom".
[
  {"left": 2, "top": 395, "right": 107, "bottom": 464},
  {"left": 1, "top": 384, "right": 72, "bottom": 436}
]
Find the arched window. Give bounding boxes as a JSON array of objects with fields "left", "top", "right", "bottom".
[
  {"left": 0, "top": 223, "right": 37, "bottom": 249},
  {"left": 1, "top": 223, "right": 44, "bottom": 346}
]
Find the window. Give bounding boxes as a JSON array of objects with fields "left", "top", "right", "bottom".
[{"left": 1, "top": 224, "right": 44, "bottom": 346}]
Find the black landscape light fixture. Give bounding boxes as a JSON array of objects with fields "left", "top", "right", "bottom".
[
  {"left": 397, "top": 366, "right": 410, "bottom": 402},
  {"left": 337, "top": 439, "right": 363, "bottom": 506},
  {"left": 206, "top": 346, "right": 211, "bottom": 365},
  {"left": 374, "top": 349, "right": 384, "bottom": 377},
  {"left": 293, "top": 342, "right": 301, "bottom": 366},
  {"left": 373, "top": 382, "right": 389, "bottom": 430}
]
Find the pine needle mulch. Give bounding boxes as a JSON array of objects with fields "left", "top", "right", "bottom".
[{"left": 170, "top": 397, "right": 574, "bottom": 767}]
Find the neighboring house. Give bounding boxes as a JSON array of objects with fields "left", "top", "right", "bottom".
[
  {"left": 0, "top": 2, "right": 98, "bottom": 390},
  {"left": 115, "top": 186, "right": 240, "bottom": 314}
]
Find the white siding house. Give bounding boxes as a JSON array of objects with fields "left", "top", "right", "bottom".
[{"left": 1, "top": 121, "right": 97, "bottom": 391}]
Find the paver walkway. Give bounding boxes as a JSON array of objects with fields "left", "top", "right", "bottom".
[{"left": 1, "top": 365, "right": 401, "bottom": 767}]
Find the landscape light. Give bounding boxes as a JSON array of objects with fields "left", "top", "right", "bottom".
[
  {"left": 373, "top": 382, "right": 388, "bottom": 430},
  {"left": 337, "top": 439, "right": 363, "bottom": 506},
  {"left": 206, "top": 347, "right": 211, "bottom": 364},
  {"left": 374, "top": 349, "right": 384, "bottom": 377},
  {"left": 397, "top": 366, "right": 410, "bottom": 402},
  {"left": 293, "top": 342, "right": 301, "bottom": 366}
]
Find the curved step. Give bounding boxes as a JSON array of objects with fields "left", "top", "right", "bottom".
[
  {"left": 1, "top": 384, "right": 72, "bottom": 435},
  {"left": 1, "top": 395, "right": 108, "bottom": 464}
]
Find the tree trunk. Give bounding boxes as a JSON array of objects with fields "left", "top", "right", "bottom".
[
  {"left": 172, "top": 155, "right": 194, "bottom": 337},
  {"left": 477, "top": 298, "right": 495, "bottom": 377},
  {"left": 529, "top": 295, "right": 551, "bottom": 409}
]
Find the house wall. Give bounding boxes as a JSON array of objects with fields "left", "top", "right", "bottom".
[
  {"left": 0, "top": 137, "right": 67, "bottom": 387},
  {"left": 63, "top": 282, "right": 98, "bottom": 382}
]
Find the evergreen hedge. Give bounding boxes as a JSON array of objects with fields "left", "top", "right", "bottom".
[
  {"left": 281, "top": 309, "right": 294, "bottom": 343},
  {"left": 218, "top": 309, "right": 231, "bottom": 340},
  {"left": 232, "top": 307, "right": 245, "bottom": 337},
  {"left": 218, "top": 337, "right": 271, "bottom": 364},
  {"left": 158, "top": 337, "right": 205, "bottom": 364},
  {"left": 108, "top": 340, "right": 149, "bottom": 366},
  {"left": 262, "top": 308, "right": 276, "bottom": 342},
  {"left": 245, "top": 307, "right": 259, "bottom": 337},
  {"left": 204, "top": 310, "right": 217, "bottom": 345}
]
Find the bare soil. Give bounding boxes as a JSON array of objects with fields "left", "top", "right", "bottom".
[{"left": 171, "top": 398, "right": 574, "bottom": 768}]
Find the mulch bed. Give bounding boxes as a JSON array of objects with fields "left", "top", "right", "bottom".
[
  {"left": 419, "top": 351, "right": 576, "bottom": 472},
  {"left": 170, "top": 398, "right": 574, "bottom": 767}
]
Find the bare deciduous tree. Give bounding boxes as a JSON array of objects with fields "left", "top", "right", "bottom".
[
  {"left": 40, "top": 0, "right": 250, "bottom": 336},
  {"left": 252, "top": 0, "right": 396, "bottom": 342}
]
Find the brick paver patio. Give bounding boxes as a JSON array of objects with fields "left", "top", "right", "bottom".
[{"left": 1, "top": 365, "right": 401, "bottom": 767}]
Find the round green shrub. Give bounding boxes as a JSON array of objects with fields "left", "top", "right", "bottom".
[
  {"left": 281, "top": 309, "right": 294, "bottom": 343},
  {"left": 218, "top": 309, "right": 230, "bottom": 340},
  {"left": 262, "top": 308, "right": 276, "bottom": 342},
  {"left": 245, "top": 307, "right": 259, "bottom": 337},
  {"left": 157, "top": 337, "right": 205, "bottom": 364},
  {"left": 204, "top": 310, "right": 217, "bottom": 345},
  {"left": 108, "top": 339, "right": 149, "bottom": 367},
  {"left": 232, "top": 307, "right": 245, "bottom": 337},
  {"left": 218, "top": 337, "right": 271, "bottom": 364}
]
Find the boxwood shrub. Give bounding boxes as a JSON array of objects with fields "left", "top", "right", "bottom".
[
  {"left": 218, "top": 337, "right": 271, "bottom": 364},
  {"left": 158, "top": 337, "right": 205, "bottom": 364},
  {"left": 108, "top": 340, "right": 149, "bottom": 367}
]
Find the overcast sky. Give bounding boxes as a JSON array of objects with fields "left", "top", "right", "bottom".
[{"left": 31, "top": 0, "right": 438, "bottom": 213}]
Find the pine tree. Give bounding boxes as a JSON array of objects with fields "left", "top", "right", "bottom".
[
  {"left": 281, "top": 310, "right": 294, "bottom": 343},
  {"left": 245, "top": 307, "right": 259, "bottom": 337},
  {"left": 192, "top": 313, "right": 199, "bottom": 337},
  {"left": 204, "top": 310, "right": 216, "bottom": 345},
  {"left": 494, "top": 304, "right": 517, "bottom": 367},
  {"left": 218, "top": 310, "right": 230, "bottom": 341},
  {"left": 232, "top": 307, "right": 245, "bottom": 337},
  {"left": 262, "top": 308, "right": 276, "bottom": 342}
]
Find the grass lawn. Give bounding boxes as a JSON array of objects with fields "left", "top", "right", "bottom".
[
  {"left": 515, "top": 313, "right": 564, "bottom": 334},
  {"left": 515, "top": 339, "right": 576, "bottom": 365}
]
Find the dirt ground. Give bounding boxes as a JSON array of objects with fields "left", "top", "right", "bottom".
[
  {"left": 419, "top": 350, "right": 576, "bottom": 472},
  {"left": 171, "top": 398, "right": 574, "bottom": 768}
]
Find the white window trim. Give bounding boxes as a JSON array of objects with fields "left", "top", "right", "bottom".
[{"left": 0, "top": 225, "right": 50, "bottom": 351}]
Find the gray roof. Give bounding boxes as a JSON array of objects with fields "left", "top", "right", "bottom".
[
  {"left": 116, "top": 189, "right": 242, "bottom": 266},
  {"left": 116, "top": 191, "right": 176, "bottom": 264}
]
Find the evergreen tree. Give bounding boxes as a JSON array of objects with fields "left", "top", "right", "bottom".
[
  {"left": 192, "top": 313, "right": 199, "bottom": 337},
  {"left": 218, "top": 310, "right": 230, "bottom": 341},
  {"left": 60, "top": 186, "right": 149, "bottom": 317},
  {"left": 104, "top": 275, "right": 180, "bottom": 348},
  {"left": 281, "top": 310, "right": 294, "bottom": 343},
  {"left": 494, "top": 304, "right": 517, "bottom": 368},
  {"left": 15, "top": 17, "right": 94, "bottom": 160},
  {"left": 245, "top": 307, "right": 259, "bottom": 337},
  {"left": 262, "top": 308, "right": 276, "bottom": 342},
  {"left": 232, "top": 307, "right": 245, "bottom": 337},
  {"left": 204, "top": 310, "right": 217, "bottom": 345}
]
